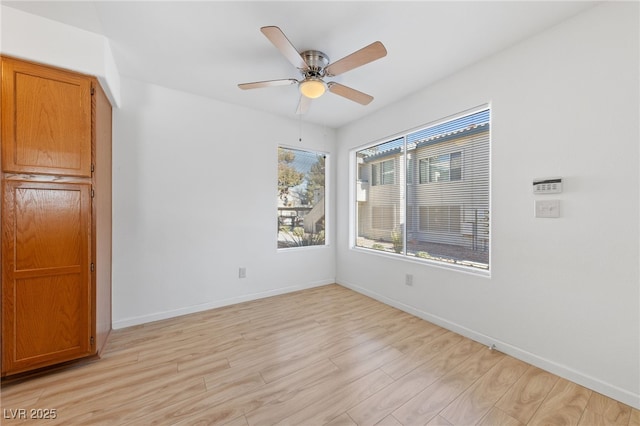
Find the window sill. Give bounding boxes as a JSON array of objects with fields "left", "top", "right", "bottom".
[
  {"left": 351, "top": 245, "right": 491, "bottom": 278},
  {"left": 277, "top": 244, "right": 331, "bottom": 253}
]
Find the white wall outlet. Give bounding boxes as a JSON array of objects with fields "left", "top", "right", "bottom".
[
  {"left": 535, "top": 200, "right": 561, "bottom": 218},
  {"left": 239, "top": 267, "right": 246, "bottom": 278},
  {"left": 405, "top": 273, "right": 413, "bottom": 286}
]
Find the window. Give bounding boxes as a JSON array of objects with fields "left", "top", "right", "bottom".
[
  {"left": 419, "top": 152, "right": 462, "bottom": 183},
  {"left": 419, "top": 206, "right": 461, "bottom": 233},
  {"left": 372, "top": 159, "right": 395, "bottom": 186},
  {"left": 372, "top": 205, "right": 395, "bottom": 230},
  {"left": 354, "top": 108, "right": 490, "bottom": 271},
  {"left": 406, "top": 153, "right": 415, "bottom": 185},
  {"left": 278, "top": 147, "right": 326, "bottom": 249}
]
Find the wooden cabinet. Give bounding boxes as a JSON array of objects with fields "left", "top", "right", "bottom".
[
  {"left": 1, "top": 58, "right": 92, "bottom": 177},
  {"left": 2, "top": 181, "right": 93, "bottom": 372},
  {"left": 1, "top": 57, "right": 112, "bottom": 376}
]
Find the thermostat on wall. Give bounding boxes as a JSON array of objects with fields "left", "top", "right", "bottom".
[{"left": 533, "top": 177, "right": 562, "bottom": 194}]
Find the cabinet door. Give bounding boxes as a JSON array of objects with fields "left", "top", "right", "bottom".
[
  {"left": 2, "top": 180, "right": 93, "bottom": 375},
  {"left": 1, "top": 57, "right": 92, "bottom": 177}
]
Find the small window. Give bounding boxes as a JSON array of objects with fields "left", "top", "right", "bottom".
[
  {"left": 372, "top": 205, "right": 395, "bottom": 230},
  {"left": 419, "top": 205, "right": 462, "bottom": 233},
  {"left": 277, "top": 147, "right": 326, "bottom": 249},
  {"left": 419, "top": 152, "right": 462, "bottom": 183},
  {"left": 418, "top": 158, "right": 428, "bottom": 184},
  {"left": 372, "top": 159, "right": 395, "bottom": 186},
  {"left": 450, "top": 152, "right": 462, "bottom": 180},
  {"left": 406, "top": 154, "right": 415, "bottom": 185}
]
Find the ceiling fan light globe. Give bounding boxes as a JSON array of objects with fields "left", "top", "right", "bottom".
[{"left": 299, "top": 79, "right": 326, "bottom": 99}]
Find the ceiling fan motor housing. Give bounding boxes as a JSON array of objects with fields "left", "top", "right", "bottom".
[{"left": 301, "top": 50, "right": 329, "bottom": 78}]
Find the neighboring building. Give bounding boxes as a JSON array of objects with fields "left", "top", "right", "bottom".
[{"left": 357, "top": 111, "right": 490, "bottom": 255}]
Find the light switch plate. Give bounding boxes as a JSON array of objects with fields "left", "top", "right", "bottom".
[{"left": 535, "top": 200, "right": 560, "bottom": 218}]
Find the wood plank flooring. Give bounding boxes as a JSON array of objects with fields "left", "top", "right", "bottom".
[{"left": 1, "top": 284, "right": 638, "bottom": 425}]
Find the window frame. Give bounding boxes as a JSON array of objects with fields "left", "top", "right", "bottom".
[
  {"left": 277, "top": 145, "right": 330, "bottom": 251},
  {"left": 349, "top": 106, "right": 491, "bottom": 275}
]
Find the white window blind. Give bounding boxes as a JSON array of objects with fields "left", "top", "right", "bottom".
[
  {"left": 354, "top": 108, "right": 490, "bottom": 271},
  {"left": 356, "top": 137, "right": 405, "bottom": 253}
]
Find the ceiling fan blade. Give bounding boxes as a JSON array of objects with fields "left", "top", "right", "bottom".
[
  {"left": 260, "top": 26, "right": 309, "bottom": 71},
  {"left": 325, "top": 41, "right": 387, "bottom": 77},
  {"left": 238, "top": 79, "right": 298, "bottom": 90},
  {"left": 327, "top": 82, "right": 374, "bottom": 105},
  {"left": 296, "top": 95, "right": 311, "bottom": 115}
]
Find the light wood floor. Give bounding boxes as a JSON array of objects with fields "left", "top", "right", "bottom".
[{"left": 1, "top": 284, "right": 638, "bottom": 425}]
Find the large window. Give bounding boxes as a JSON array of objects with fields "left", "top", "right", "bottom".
[
  {"left": 354, "top": 108, "right": 490, "bottom": 271},
  {"left": 278, "top": 147, "right": 326, "bottom": 248}
]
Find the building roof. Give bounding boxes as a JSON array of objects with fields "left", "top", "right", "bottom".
[{"left": 361, "top": 109, "right": 490, "bottom": 162}]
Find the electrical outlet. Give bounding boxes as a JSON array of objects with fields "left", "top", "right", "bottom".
[
  {"left": 239, "top": 267, "right": 246, "bottom": 279},
  {"left": 405, "top": 273, "right": 413, "bottom": 286}
]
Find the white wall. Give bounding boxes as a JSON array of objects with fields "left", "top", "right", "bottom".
[
  {"left": 0, "top": 5, "right": 121, "bottom": 106},
  {"left": 111, "top": 77, "right": 336, "bottom": 328},
  {"left": 335, "top": 1, "right": 639, "bottom": 408}
]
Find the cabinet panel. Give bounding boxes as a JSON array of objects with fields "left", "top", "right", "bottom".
[
  {"left": 1, "top": 58, "right": 92, "bottom": 176},
  {"left": 15, "top": 185, "right": 83, "bottom": 270},
  {"left": 15, "top": 274, "right": 87, "bottom": 361},
  {"left": 2, "top": 180, "right": 92, "bottom": 374},
  {"left": 92, "top": 82, "right": 113, "bottom": 355}
]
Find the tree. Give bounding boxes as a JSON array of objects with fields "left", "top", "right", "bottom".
[
  {"left": 278, "top": 148, "right": 304, "bottom": 204},
  {"left": 305, "top": 154, "right": 325, "bottom": 204}
]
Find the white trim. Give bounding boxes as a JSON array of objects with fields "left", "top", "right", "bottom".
[
  {"left": 349, "top": 149, "right": 357, "bottom": 249},
  {"left": 337, "top": 280, "right": 640, "bottom": 410},
  {"left": 112, "top": 279, "right": 334, "bottom": 329},
  {"left": 276, "top": 243, "right": 332, "bottom": 253},
  {"left": 351, "top": 245, "right": 490, "bottom": 278}
]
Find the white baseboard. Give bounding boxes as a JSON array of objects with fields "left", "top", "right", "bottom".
[
  {"left": 112, "top": 279, "right": 334, "bottom": 330},
  {"left": 337, "top": 280, "right": 640, "bottom": 410}
]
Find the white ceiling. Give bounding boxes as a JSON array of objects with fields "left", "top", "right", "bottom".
[{"left": 3, "top": 1, "right": 598, "bottom": 128}]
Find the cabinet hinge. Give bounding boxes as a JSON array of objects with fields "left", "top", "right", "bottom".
[
  {"left": 90, "top": 336, "right": 95, "bottom": 346},
  {"left": 91, "top": 87, "right": 95, "bottom": 96},
  {"left": 91, "top": 188, "right": 95, "bottom": 198},
  {"left": 91, "top": 164, "right": 95, "bottom": 173},
  {"left": 91, "top": 263, "right": 95, "bottom": 272}
]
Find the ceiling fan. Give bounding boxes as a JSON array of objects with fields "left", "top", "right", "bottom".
[{"left": 238, "top": 26, "right": 387, "bottom": 114}]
